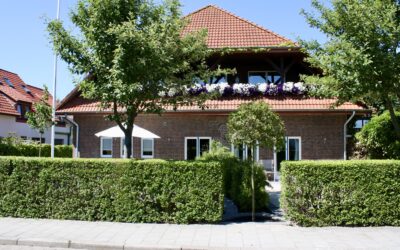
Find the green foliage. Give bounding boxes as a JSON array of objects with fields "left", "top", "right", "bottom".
[
  {"left": 356, "top": 111, "right": 400, "bottom": 159},
  {"left": 47, "top": 0, "right": 224, "bottom": 157},
  {"left": 227, "top": 102, "right": 285, "bottom": 151},
  {"left": 301, "top": 0, "right": 400, "bottom": 137},
  {"left": 0, "top": 144, "right": 72, "bottom": 158},
  {"left": 26, "top": 85, "right": 52, "bottom": 135},
  {"left": 198, "top": 141, "right": 268, "bottom": 212},
  {"left": 0, "top": 157, "right": 224, "bottom": 224},
  {"left": 281, "top": 160, "right": 400, "bottom": 226},
  {"left": 26, "top": 86, "right": 53, "bottom": 157}
]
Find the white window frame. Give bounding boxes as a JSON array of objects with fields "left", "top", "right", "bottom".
[
  {"left": 231, "top": 143, "right": 259, "bottom": 161},
  {"left": 285, "top": 136, "right": 302, "bottom": 161},
  {"left": 100, "top": 137, "right": 113, "bottom": 158},
  {"left": 141, "top": 138, "right": 154, "bottom": 159},
  {"left": 184, "top": 137, "right": 212, "bottom": 160}
]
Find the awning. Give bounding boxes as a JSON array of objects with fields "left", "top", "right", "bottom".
[{"left": 95, "top": 124, "right": 160, "bottom": 139}]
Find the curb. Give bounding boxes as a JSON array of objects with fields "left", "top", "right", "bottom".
[{"left": 0, "top": 238, "right": 241, "bottom": 250}]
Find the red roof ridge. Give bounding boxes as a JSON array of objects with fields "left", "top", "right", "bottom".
[
  {"left": 0, "top": 68, "right": 19, "bottom": 76},
  {"left": 26, "top": 84, "right": 44, "bottom": 90},
  {"left": 186, "top": 5, "right": 295, "bottom": 46}
]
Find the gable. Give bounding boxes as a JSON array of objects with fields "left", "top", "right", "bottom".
[{"left": 182, "top": 5, "right": 294, "bottom": 49}]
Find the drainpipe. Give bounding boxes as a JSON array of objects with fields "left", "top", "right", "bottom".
[
  {"left": 61, "top": 115, "right": 80, "bottom": 158},
  {"left": 343, "top": 111, "right": 356, "bottom": 160}
]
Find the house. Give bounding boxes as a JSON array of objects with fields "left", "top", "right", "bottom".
[
  {"left": 56, "top": 5, "right": 368, "bottom": 165},
  {"left": 0, "top": 68, "right": 71, "bottom": 144}
]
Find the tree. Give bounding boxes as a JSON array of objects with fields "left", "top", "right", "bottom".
[
  {"left": 301, "top": 0, "right": 400, "bottom": 139},
  {"left": 356, "top": 111, "right": 400, "bottom": 159},
  {"left": 227, "top": 102, "right": 285, "bottom": 221},
  {"left": 47, "top": 0, "right": 219, "bottom": 158},
  {"left": 26, "top": 86, "right": 53, "bottom": 157}
]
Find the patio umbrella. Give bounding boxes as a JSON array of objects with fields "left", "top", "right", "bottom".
[{"left": 95, "top": 124, "right": 160, "bottom": 139}]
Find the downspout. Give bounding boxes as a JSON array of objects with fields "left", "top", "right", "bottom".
[
  {"left": 61, "top": 115, "right": 80, "bottom": 158},
  {"left": 343, "top": 111, "right": 356, "bottom": 160}
]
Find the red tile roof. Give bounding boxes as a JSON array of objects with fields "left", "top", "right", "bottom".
[
  {"left": 0, "top": 69, "right": 52, "bottom": 116},
  {"left": 57, "top": 93, "right": 366, "bottom": 114},
  {"left": 182, "top": 5, "right": 295, "bottom": 49}
]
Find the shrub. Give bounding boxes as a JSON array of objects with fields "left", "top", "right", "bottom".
[
  {"left": 356, "top": 111, "right": 400, "bottom": 159},
  {"left": 0, "top": 157, "right": 224, "bottom": 223},
  {"left": 281, "top": 160, "right": 400, "bottom": 226},
  {"left": 0, "top": 144, "right": 72, "bottom": 158},
  {"left": 198, "top": 141, "right": 268, "bottom": 212}
]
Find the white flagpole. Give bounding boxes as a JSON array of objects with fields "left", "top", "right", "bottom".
[{"left": 51, "top": 0, "right": 61, "bottom": 159}]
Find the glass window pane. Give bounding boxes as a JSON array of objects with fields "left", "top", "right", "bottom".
[
  {"left": 186, "top": 138, "right": 197, "bottom": 160},
  {"left": 199, "top": 138, "right": 210, "bottom": 156},
  {"left": 102, "top": 138, "right": 112, "bottom": 156},
  {"left": 142, "top": 139, "right": 153, "bottom": 156},
  {"left": 288, "top": 139, "right": 300, "bottom": 161},
  {"left": 267, "top": 72, "right": 282, "bottom": 84},
  {"left": 211, "top": 76, "right": 227, "bottom": 84},
  {"left": 249, "top": 72, "right": 267, "bottom": 84}
]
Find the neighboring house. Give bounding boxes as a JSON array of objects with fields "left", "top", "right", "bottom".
[
  {"left": 56, "top": 5, "right": 369, "bottom": 166},
  {"left": 0, "top": 68, "right": 71, "bottom": 145}
]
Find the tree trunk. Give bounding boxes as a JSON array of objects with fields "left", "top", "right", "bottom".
[
  {"left": 386, "top": 98, "right": 400, "bottom": 140},
  {"left": 39, "top": 133, "right": 42, "bottom": 157},
  {"left": 251, "top": 144, "right": 256, "bottom": 222},
  {"left": 124, "top": 125, "right": 134, "bottom": 158}
]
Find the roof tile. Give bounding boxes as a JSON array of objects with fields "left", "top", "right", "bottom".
[{"left": 182, "top": 5, "right": 294, "bottom": 49}]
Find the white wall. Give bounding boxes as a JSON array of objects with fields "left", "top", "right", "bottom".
[{"left": 0, "top": 114, "right": 71, "bottom": 144}]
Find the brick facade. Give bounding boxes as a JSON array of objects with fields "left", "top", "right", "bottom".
[{"left": 73, "top": 112, "right": 346, "bottom": 160}]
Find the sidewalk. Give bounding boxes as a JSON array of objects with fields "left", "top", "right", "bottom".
[{"left": 1, "top": 218, "right": 400, "bottom": 250}]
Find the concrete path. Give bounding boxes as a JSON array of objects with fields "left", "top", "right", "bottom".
[{"left": 0, "top": 218, "right": 400, "bottom": 249}]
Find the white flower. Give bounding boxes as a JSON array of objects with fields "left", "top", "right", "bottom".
[
  {"left": 167, "top": 88, "right": 177, "bottom": 97},
  {"left": 284, "top": 82, "right": 294, "bottom": 92},
  {"left": 218, "top": 83, "right": 229, "bottom": 95},
  {"left": 158, "top": 91, "right": 166, "bottom": 97},
  {"left": 257, "top": 83, "right": 268, "bottom": 93},
  {"left": 294, "top": 82, "right": 305, "bottom": 92}
]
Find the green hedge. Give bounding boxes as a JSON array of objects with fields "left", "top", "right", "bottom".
[
  {"left": 197, "top": 142, "right": 268, "bottom": 212},
  {"left": 0, "top": 144, "right": 72, "bottom": 158},
  {"left": 281, "top": 160, "right": 400, "bottom": 226},
  {"left": 0, "top": 157, "right": 224, "bottom": 223}
]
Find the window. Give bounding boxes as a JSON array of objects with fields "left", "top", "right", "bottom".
[
  {"left": 276, "top": 136, "right": 301, "bottom": 171},
  {"left": 287, "top": 137, "right": 301, "bottom": 161},
  {"left": 16, "top": 103, "right": 31, "bottom": 119},
  {"left": 3, "top": 77, "right": 14, "bottom": 88},
  {"left": 141, "top": 138, "right": 154, "bottom": 158},
  {"left": 231, "top": 144, "right": 259, "bottom": 161},
  {"left": 100, "top": 137, "right": 113, "bottom": 158},
  {"left": 210, "top": 75, "right": 227, "bottom": 84},
  {"left": 354, "top": 119, "right": 370, "bottom": 130},
  {"left": 267, "top": 72, "right": 282, "bottom": 84},
  {"left": 248, "top": 71, "right": 282, "bottom": 84},
  {"left": 120, "top": 137, "right": 134, "bottom": 158},
  {"left": 21, "top": 85, "right": 31, "bottom": 94},
  {"left": 32, "top": 137, "right": 46, "bottom": 143},
  {"left": 54, "top": 138, "right": 64, "bottom": 145},
  {"left": 248, "top": 71, "right": 267, "bottom": 84},
  {"left": 185, "top": 137, "right": 211, "bottom": 160},
  {"left": 17, "top": 104, "right": 22, "bottom": 115}
]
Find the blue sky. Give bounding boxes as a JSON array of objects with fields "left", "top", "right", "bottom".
[{"left": 0, "top": 0, "right": 327, "bottom": 100}]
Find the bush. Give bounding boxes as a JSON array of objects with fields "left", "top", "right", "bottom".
[
  {"left": 281, "top": 160, "right": 400, "bottom": 226},
  {"left": 198, "top": 141, "right": 268, "bottom": 212},
  {"left": 356, "top": 111, "right": 400, "bottom": 159},
  {"left": 0, "top": 144, "right": 72, "bottom": 158},
  {"left": 0, "top": 157, "right": 224, "bottom": 223}
]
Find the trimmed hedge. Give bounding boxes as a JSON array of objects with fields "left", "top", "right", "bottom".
[
  {"left": 0, "top": 144, "right": 72, "bottom": 158},
  {"left": 0, "top": 157, "right": 224, "bottom": 223},
  {"left": 281, "top": 160, "right": 400, "bottom": 226},
  {"left": 197, "top": 143, "right": 268, "bottom": 212}
]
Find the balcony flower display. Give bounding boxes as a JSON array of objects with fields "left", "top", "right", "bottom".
[{"left": 158, "top": 82, "right": 308, "bottom": 98}]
